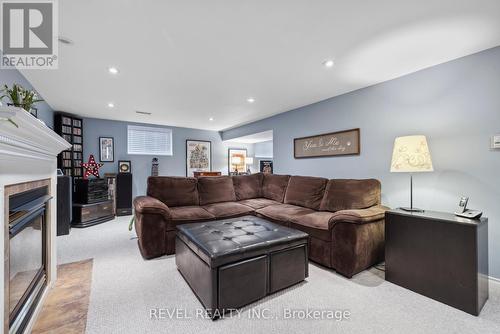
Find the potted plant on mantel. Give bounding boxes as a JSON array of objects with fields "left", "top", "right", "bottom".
[{"left": 0, "top": 83, "right": 44, "bottom": 127}]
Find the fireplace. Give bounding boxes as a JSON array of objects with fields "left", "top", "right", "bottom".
[
  {"left": 1, "top": 106, "right": 72, "bottom": 332},
  {"left": 7, "top": 185, "right": 51, "bottom": 334}
]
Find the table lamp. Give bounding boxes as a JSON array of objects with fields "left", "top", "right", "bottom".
[
  {"left": 245, "top": 157, "right": 254, "bottom": 174},
  {"left": 390, "top": 135, "right": 433, "bottom": 212},
  {"left": 231, "top": 156, "right": 242, "bottom": 174}
]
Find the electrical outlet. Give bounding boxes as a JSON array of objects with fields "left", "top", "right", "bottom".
[{"left": 492, "top": 135, "right": 500, "bottom": 149}]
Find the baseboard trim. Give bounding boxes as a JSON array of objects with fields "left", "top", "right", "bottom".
[{"left": 489, "top": 275, "right": 500, "bottom": 284}]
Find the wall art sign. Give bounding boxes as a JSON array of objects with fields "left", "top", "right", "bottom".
[
  {"left": 186, "top": 140, "right": 212, "bottom": 176},
  {"left": 294, "top": 128, "right": 360, "bottom": 158}
]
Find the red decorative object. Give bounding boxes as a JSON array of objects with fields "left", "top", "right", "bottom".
[{"left": 81, "top": 154, "right": 103, "bottom": 179}]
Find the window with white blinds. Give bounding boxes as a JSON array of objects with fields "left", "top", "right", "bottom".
[{"left": 127, "top": 125, "right": 173, "bottom": 156}]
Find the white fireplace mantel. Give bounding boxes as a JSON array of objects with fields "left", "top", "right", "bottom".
[
  {"left": 0, "top": 106, "right": 71, "bottom": 333},
  {"left": 0, "top": 106, "right": 70, "bottom": 160}
]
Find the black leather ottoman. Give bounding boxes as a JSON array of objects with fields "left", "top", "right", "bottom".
[{"left": 176, "top": 215, "right": 308, "bottom": 318}]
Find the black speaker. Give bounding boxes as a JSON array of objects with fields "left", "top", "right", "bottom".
[
  {"left": 56, "top": 175, "right": 72, "bottom": 236},
  {"left": 116, "top": 173, "right": 132, "bottom": 216}
]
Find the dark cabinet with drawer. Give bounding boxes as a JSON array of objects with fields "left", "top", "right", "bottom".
[{"left": 72, "top": 200, "right": 114, "bottom": 227}]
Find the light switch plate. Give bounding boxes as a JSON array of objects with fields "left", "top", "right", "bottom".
[{"left": 492, "top": 135, "right": 500, "bottom": 149}]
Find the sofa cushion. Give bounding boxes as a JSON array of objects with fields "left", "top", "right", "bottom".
[
  {"left": 290, "top": 211, "right": 336, "bottom": 241},
  {"left": 168, "top": 206, "right": 215, "bottom": 230},
  {"left": 329, "top": 205, "right": 388, "bottom": 224},
  {"left": 320, "top": 179, "right": 381, "bottom": 212},
  {"left": 232, "top": 173, "right": 263, "bottom": 200},
  {"left": 202, "top": 202, "right": 254, "bottom": 218},
  {"left": 290, "top": 223, "right": 332, "bottom": 242},
  {"left": 261, "top": 174, "right": 290, "bottom": 202},
  {"left": 238, "top": 198, "right": 281, "bottom": 209},
  {"left": 284, "top": 176, "right": 328, "bottom": 210},
  {"left": 147, "top": 176, "right": 199, "bottom": 207},
  {"left": 256, "top": 204, "right": 315, "bottom": 223},
  {"left": 291, "top": 211, "right": 336, "bottom": 230},
  {"left": 197, "top": 176, "right": 237, "bottom": 205}
]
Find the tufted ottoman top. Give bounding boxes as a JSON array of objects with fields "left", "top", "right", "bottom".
[{"left": 176, "top": 215, "right": 308, "bottom": 267}]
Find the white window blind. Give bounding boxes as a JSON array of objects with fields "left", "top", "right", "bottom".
[{"left": 127, "top": 125, "right": 173, "bottom": 156}]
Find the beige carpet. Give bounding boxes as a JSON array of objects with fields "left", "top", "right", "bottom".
[{"left": 56, "top": 216, "right": 500, "bottom": 334}]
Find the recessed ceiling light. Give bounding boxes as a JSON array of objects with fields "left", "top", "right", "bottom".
[
  {"left": 209, "top": 117, "right": 214, "bottom": 121},
  {"left": 136, "top": 110, "right": 152, "bottom": 115},
  {"left": 108, "top": 67, "right": 119, "bottom": 75},
  {"left": 247, "top": 97, "right": 255, "bottom": 103},
  {"left": 323, "top": 59, "right": 335, "bottom": 68},
  {"left": 107, "top": 102, "right": 115, "bottom": 108}
]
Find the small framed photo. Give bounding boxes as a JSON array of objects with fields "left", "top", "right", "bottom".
[
  {"left": 99, "top": 137, "right": 114, "bottom": 162},
  {"left": 118, "top": 160, "right": 131, "bottom": 173},
  {"left": 259, "top": 160, "right": 273, "bottom": 174}
]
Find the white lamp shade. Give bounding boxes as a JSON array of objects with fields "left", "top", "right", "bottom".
[
  {"left": 231, "top": 156, "right": 242, "bottom": 165},
  {"left": 390, "top": 135, "right": 433, "bottom": 173},
  {"left": 245, "top": 157, "right": 254, "bottom": 164}
]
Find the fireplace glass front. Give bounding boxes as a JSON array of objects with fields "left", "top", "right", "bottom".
[{"left": 8, "top": 186, "right": 50, "bottom": 334}]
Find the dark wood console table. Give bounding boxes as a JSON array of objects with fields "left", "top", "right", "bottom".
[{"left": 385, "top": 209, "right": 488, "bottom": 315}]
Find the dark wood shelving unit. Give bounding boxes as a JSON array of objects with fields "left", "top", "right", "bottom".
[{"left": 54, "top": 114, "right": 84, "bottom": 179}]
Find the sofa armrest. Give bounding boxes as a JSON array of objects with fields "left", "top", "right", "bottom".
[
  {"left": 329, "top": 205, "right": 389, "bottom": 225},
  {"left": 133, "top": 196, "right": 171, "bottom": 220}
]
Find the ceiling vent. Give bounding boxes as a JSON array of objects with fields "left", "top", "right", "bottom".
[{"left": 57, "top": 36, "right": 74, "bottom": 45}]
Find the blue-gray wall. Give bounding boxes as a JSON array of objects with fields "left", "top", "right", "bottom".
[
  {"left": 255, "top": 140, "right": 273, "bottom": 158},
  {"left": 0, "top": 68, "right": 54, "bottom": 127},
  {"left": 222, "top": 46, "right": 500, "bottom": 279},
  {"left": 82, "top": 117, "right": 254, "bottom": 198},
  {"left": 254, "top": 140, "right": 274, "bottom": 172}
]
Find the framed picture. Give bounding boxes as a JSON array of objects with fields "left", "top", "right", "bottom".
[
  {"left": 259, "top": 160, "right": 273, "bottom": 174},
  {"left": 186, "top": 140, "right": 212, "bottom": 176},
  {"left": 99, "top": 137, "right": 114, "bottom": 162},
  {"left": 118, "top": 160, "right": 131, "bottom": 173},
  {"left": 228, "top": 148, "right": 247, "bottom": 174},
  {"left": 294, "top": 128, "right": 360, "bottom": 158}
]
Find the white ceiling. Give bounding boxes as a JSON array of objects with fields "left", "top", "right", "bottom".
[
  {"left": 21, "top": 0, "right": 500, "bottom": 131},
  {"left": 225, "top": 130, "right": 273, "bottom": 144}
]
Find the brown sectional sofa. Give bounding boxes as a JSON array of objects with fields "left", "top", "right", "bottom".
[{"left": 133, "top": 173, "right": 388, "bottom": 278}]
